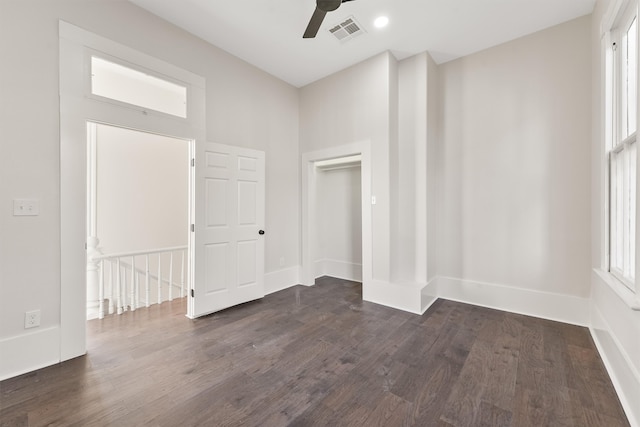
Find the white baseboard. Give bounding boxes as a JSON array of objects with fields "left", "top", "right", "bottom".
[
  {"left": 590, "top": 307, "right": 640, "bottom": 427},
  {"left": 436, "top": 276, "right": 590, "bottom": 326},
  {"left": 0, "top": 326, "right": 61, "bottom": 381},
  {"left": 420, "top": 278, "right": 438, "bottom": 314},
  {"left": 265, "top": 266, "right": 300, "bottom": 295},
  {"left": 589, "top": 304, "right": 640, "bottom": 427},
  {"left": 314, "top": 259, "right": 362, "bottom": 282},
  {"left": 363, "top": 279, "right": 423, "bottom": 314},
  {"left": 314, "top": 260, "right": 323, "bottom": 278}
]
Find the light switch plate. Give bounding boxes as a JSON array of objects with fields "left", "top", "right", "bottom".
[{"left": 13, "top": 199, "right": 39, "bottom": 216}]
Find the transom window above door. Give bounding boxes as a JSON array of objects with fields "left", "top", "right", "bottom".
[{"left": 90, "top": 56, "right": 188, "bottom": 118}]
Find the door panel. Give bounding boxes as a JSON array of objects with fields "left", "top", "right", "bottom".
[
  {"left": 237, "top": 240, "right": 257, "bottom": 286},
  {"left": 206, "top": 178, "right": 228, "bottom": 226},
  {"left": 192, "top": 142, "right": 265, "bottom": 317},
  {"left": 238, "top": 181, "right": 257, "bottom": 224},
  {"left": 204, "top": 243, "right": 229, "bottom": 294}
]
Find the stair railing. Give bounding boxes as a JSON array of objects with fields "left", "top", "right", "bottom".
[{"left": 89, "top": 246, "right": 187, "bottom": 319}]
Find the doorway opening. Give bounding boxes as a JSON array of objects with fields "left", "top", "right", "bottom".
[
  {"left": 314, "top": 155, "right": 362, "bottom": 282},
  {"left": 60, "top": 20, "right": 205, "bottom": 362},
  {"left": 301, "top": 142, "right": 372, "bottom": 298},
  {"left": 86, "top": 123, "right": 191, "bottom": 320}
]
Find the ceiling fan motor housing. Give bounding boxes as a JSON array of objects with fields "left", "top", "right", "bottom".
[{"left": 317, "top": 0, "right": 341, "bottom": 12}]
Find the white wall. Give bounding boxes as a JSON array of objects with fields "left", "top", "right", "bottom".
[
  {"left": 394, "top": 52, "right": 439, "bottom": 287},
  {"left": 315, "top": 166, "right": 362, "bottom": 281},
  {"left": 0, "top": 0, "right": 299, "bottom": 380},
  {"left": 426, "top": 54, "right": 439, "bottom": 284},
  {"left": 300, "top": 52, "right": 393, "bottom": 283},
  {"left": 300, "top": 51, "right": 438, "bottom": 313},
  {"left": 298, "top": 52, "right": 429, "bottom": 312},
  {"left": 96, "top": 124, "right": 188, "bottom": 254},
  {"left": 393, "top": 57, "right": 420, "bottom": 283},
  {"left": 437, "top": 16, "right": 592, "bottom": 301}
]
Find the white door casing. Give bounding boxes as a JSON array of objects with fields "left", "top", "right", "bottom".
[
  {"left": 190, "top": 142, "right": 265, "bottom": 317},
  {"left": 60, "top": 21, "right": 205, "bottom": 361},
  {"left": 301, "top": 141, "right": 372, "bottom": 291}
]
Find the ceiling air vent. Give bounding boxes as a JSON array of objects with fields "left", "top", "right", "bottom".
[{"left": 329, "top": 16, "right": 365, "bottom": 42}]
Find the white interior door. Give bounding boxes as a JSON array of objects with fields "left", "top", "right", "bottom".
[{"left": 191, "top": 142, "right": 265, "bottom": 317}]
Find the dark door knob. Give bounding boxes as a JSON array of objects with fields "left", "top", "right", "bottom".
[{"left": 259, "top": 230, "right": 265, "bottom": 235}]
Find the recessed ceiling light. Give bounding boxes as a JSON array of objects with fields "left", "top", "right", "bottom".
[{"left": 374, "top": 16, "right": 389, "bottom": 29}]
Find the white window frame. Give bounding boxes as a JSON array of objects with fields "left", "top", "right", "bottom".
[
  {"left": 604, "top": 0, "right": 639, "bottom": 295},
  {"left": 86, "top": 51, "right": 189, "bottom": 119}
]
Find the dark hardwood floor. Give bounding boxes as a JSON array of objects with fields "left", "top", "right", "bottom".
[{"left": 0, "top": 277, "right": 630, "bottom": 426}]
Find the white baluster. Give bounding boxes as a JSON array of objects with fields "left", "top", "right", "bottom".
[
  {"left": 122, "top": 262, "right": 128, "bottom": 312},
  {"left": 135, "top": 264, "right": 140, "bottom": 310},
  {"left": 116, "top": 258, "right": 122, "bottom": 314},
  {"left": 180, "top": 250, "right": 185, "bottom": 298},
  {"left": 145, "top": 254, "right": 150, "bottom": 308},
  {"left": 130, "top": 256, "right": 136, "bottom": 311},
  {"left": 169, "top": 252, "right": 174, "bottom": 301},
  {"left": 157, "top": 253, "right": 162, "bottom": 305},
  {"left": 108, "top": 260, "right": 114, "bottom": 315},
  {"left": 98, "top": 259, "right": 105, "bottom": 319}
]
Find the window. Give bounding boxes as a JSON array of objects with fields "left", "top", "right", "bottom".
[
  {"left": 607, "top": 1, "right": 638, "bottom": 291},
  {"left": 90, "top": 56, "right": 188, "bottom": 118}
]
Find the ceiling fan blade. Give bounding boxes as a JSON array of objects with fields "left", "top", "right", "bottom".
[{"left": 303, "top": 7, "right": 327, "bottom": 38}]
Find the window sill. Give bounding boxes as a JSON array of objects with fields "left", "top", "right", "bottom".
[{"left": 594, "top": 268, "right": 640, "bottom": 311}]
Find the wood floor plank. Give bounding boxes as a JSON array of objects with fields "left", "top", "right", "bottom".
[
  {"left": 439, "top": 339, "right": 492, "bottom": 425},
  {"left": 515, "top": 320, "right": 546, "bottom": 391},
  {"left": 566, "top": 343, "right": 630, "bottom": 421},
  {"left": 391, "top": 323, "right": 462, "bottom": 402},
  {"left": 476, "top": 400, "right": 513, "bottom": 427},
  {"left": 0, "top": 277, "right": 630, "bottom": 427},
  {"left": 480, "top": 314, "right": 521, "bottom": 412},
  {"left": 362, "top": 392, "right": 413, "bottom": 427},
  {"left": 406, "top": 354, "right": 464, "bottom": 425}
]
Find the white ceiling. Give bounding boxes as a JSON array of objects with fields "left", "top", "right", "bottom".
[{"left": 129, "top": 0, "right": 596, "bottom": 88}]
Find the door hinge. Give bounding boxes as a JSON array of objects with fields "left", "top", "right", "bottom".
[
  {"left": 191, "top": 289, "right": 194, "bottom": 298},
  {"left": 191, "top": 224, "right": 195, "bottom": 232},
  {"left": 191, "top": 158, "right": 195, "bottom": 167}
]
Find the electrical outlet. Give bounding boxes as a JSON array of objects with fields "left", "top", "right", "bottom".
[
  {"left": 13, "top": 199, "right": 39, "bottom": 216},
  {"left": 25, "top": 310, "right": 40, "bottom": 329}
]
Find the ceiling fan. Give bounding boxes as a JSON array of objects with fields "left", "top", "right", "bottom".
[{"left": 303, "top": 0, "right": 355, "bottom": 39}]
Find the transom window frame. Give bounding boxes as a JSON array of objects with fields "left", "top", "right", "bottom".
[{"left": 84, "top": 49, "right": 190, "bottom": 120}]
